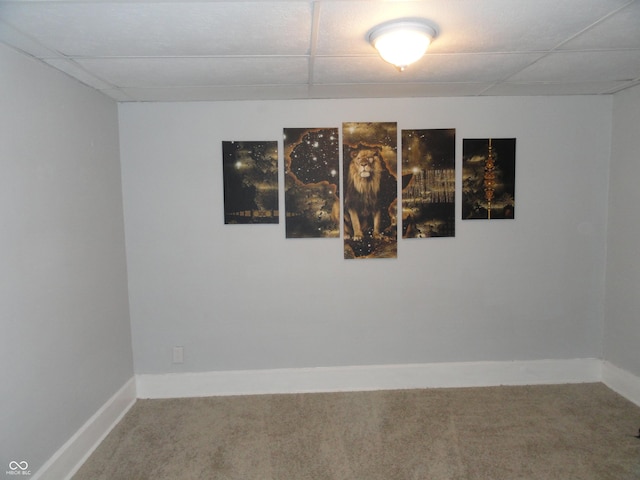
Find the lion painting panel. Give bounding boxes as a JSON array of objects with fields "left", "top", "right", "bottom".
[{"left": 343, "top": 145, "right": 397, "bottom": 243}]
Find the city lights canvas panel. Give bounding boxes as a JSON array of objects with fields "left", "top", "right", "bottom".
[
  {"left": 462, "top": 138, "right": 516, "bottom": 220},
  {"left": 283, "top": 128, "right": 340, "bottom": 238},
  {"left": 342, "top": 122, "right": 398, "bottom": 259},
  {"left": 222, "top": 141, "right": 279, "bottom": 224},
  {"left": 401, "top": 129, "right": 456, "bottom": 238}
]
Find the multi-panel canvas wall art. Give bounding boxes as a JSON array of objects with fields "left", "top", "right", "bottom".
[
  {"left": 283, "top": 128, "right": 340, "bottom": 238},
  {"left": 342, "top": 122, "right": 398, "bottom": 259},
  {"left": 222, "top": 141, "right": 279, "bottom": 224},
  {"left": 401, "top": 129, "right": 456, "bottom": 238},
  {"left": 462, "top": 138, "right": 516, "bottom": 220}
]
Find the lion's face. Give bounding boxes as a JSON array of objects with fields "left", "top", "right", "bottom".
[
  {"left": 347, "top": 147, "right": 383, "bottom": 201},
  {"left": 350, "top": 149, "right": 382, "bottom": 180}
]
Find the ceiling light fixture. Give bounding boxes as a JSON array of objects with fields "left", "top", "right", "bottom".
[{"left": 368, "top": 20, "right": 437, "bottom": 71}]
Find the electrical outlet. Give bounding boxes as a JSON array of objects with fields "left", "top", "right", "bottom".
[{"left": 172, "top": 346, "right": 184, "bottom": 364}]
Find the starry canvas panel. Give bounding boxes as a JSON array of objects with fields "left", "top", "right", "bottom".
[
  {"left": 222, "top": 141, "right": 279, "bottom": 224},
  {"left": 342, "top": 122, "right": 398, "bottom": 259},
  {"left": 462, "top": 138, "right": 516, "bottom": 220},
  {"left": 401, "top": 129, "right": 456, "bottom": 238},
  {"left": 283, "top": 128, "right": 340, "bottom": 238}
]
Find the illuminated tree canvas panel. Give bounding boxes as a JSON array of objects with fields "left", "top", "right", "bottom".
[
  {"left": 401, "top": 129, "right": 456, "bottom": 238},
  {"left": 342, "top": 122, "right": 398, "bottom": 259},
  {"left": 283, "top": 128, "right": 340, "bottom": 238},
  {"left": 222, "top": 141, "right": 279, "bottom": 224},
  {"left": 462, "top": 138, "right": 516, "bottom": 220}
]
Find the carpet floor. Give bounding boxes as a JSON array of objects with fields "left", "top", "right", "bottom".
[{"left": 73, "top": 383, "right": 640, "bottom": 480}]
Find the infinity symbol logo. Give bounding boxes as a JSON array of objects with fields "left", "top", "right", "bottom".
[{"left": 9, "top": 461, "right": 28, "bottom": 471}]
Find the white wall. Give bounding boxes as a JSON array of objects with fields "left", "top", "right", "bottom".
[
  {"left": 119, "top": 95, "right": 612, "bottom": 375},
  {"left": 0, "top": 44, "right": 133, "bottom": 474},
  {"left": 604, "top": 84, "right": 640, "bottom": 377}
]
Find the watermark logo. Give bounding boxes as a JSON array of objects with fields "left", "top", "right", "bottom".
[{"left": 6, "top": 461, "right": 30, "bottom": 476}]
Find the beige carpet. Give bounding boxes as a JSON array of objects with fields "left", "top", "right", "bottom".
[{"left": 73, "top": 383, "right": 640, "bottom": 480}]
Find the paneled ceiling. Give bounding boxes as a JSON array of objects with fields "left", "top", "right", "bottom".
[{"left": 1, "top": 0, "right": 639, "bottom": 102}]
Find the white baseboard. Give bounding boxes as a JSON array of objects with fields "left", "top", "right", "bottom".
[
  {"left": 136, "top": 358, "right": 602, "bottom": 399},
  {"left": 32, "top": 377, "right": 137, "bottom": 480},
  {"left": 602, "top": 361, "right": 640, "bottom": 407}
]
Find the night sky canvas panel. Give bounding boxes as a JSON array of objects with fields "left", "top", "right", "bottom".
[
  {"left": 462, "top": 138, "right": 516, "bottom": 220},
  {"left": 222, "top": 141, "right": 279, "bottom": 224},
  {"left": 283, "top": 128, "right": 340, "bottom": 238},
  {"left": 342, "top": 122, "right": 398, "bottom": 259},
  {"left": 402, "top": 129, "right": 456, "bottom": 238}
]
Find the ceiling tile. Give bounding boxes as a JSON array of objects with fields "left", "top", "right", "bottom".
[
  {"left": 508, "top": 50, "right": 640, "bottom": 83},
  {"left": 98, "top": 89, "right": 136, "bottom": 102},
  {"left": 606, "top": 80, "right": 640, "bottom": 94},
  {"left": 313, "top": 53, "right": 543, "bottom": 84},
  {"left": 76, "top": 57, "right": 309, "bottom": 88},
  {"left": 559, "top": 1, "right": 640, "bottom": 50},
  {"left": 482, "top": 81, "right": 632, "bottom": 96},
  {"left": 309, "top": 83, "right": 492, "bottom": 99},
  {"left": 120, "top": 85, "right": 311, "bottom": 102},
  {"left": 315, "top": 0, "right": 631, "bottom": 55},
  {"left": 0, "top": 2, "right": 312, "bottom": 57},
  {"left": 44, "top": 58, "right": 115, "bottom": 90},
  {"left": 0, "top": 19, "right": 59, "bottom": 58}
]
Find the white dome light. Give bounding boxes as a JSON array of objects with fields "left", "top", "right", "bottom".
[{"left": 369, "top": 21, "right": 437, "bottom": 71}]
